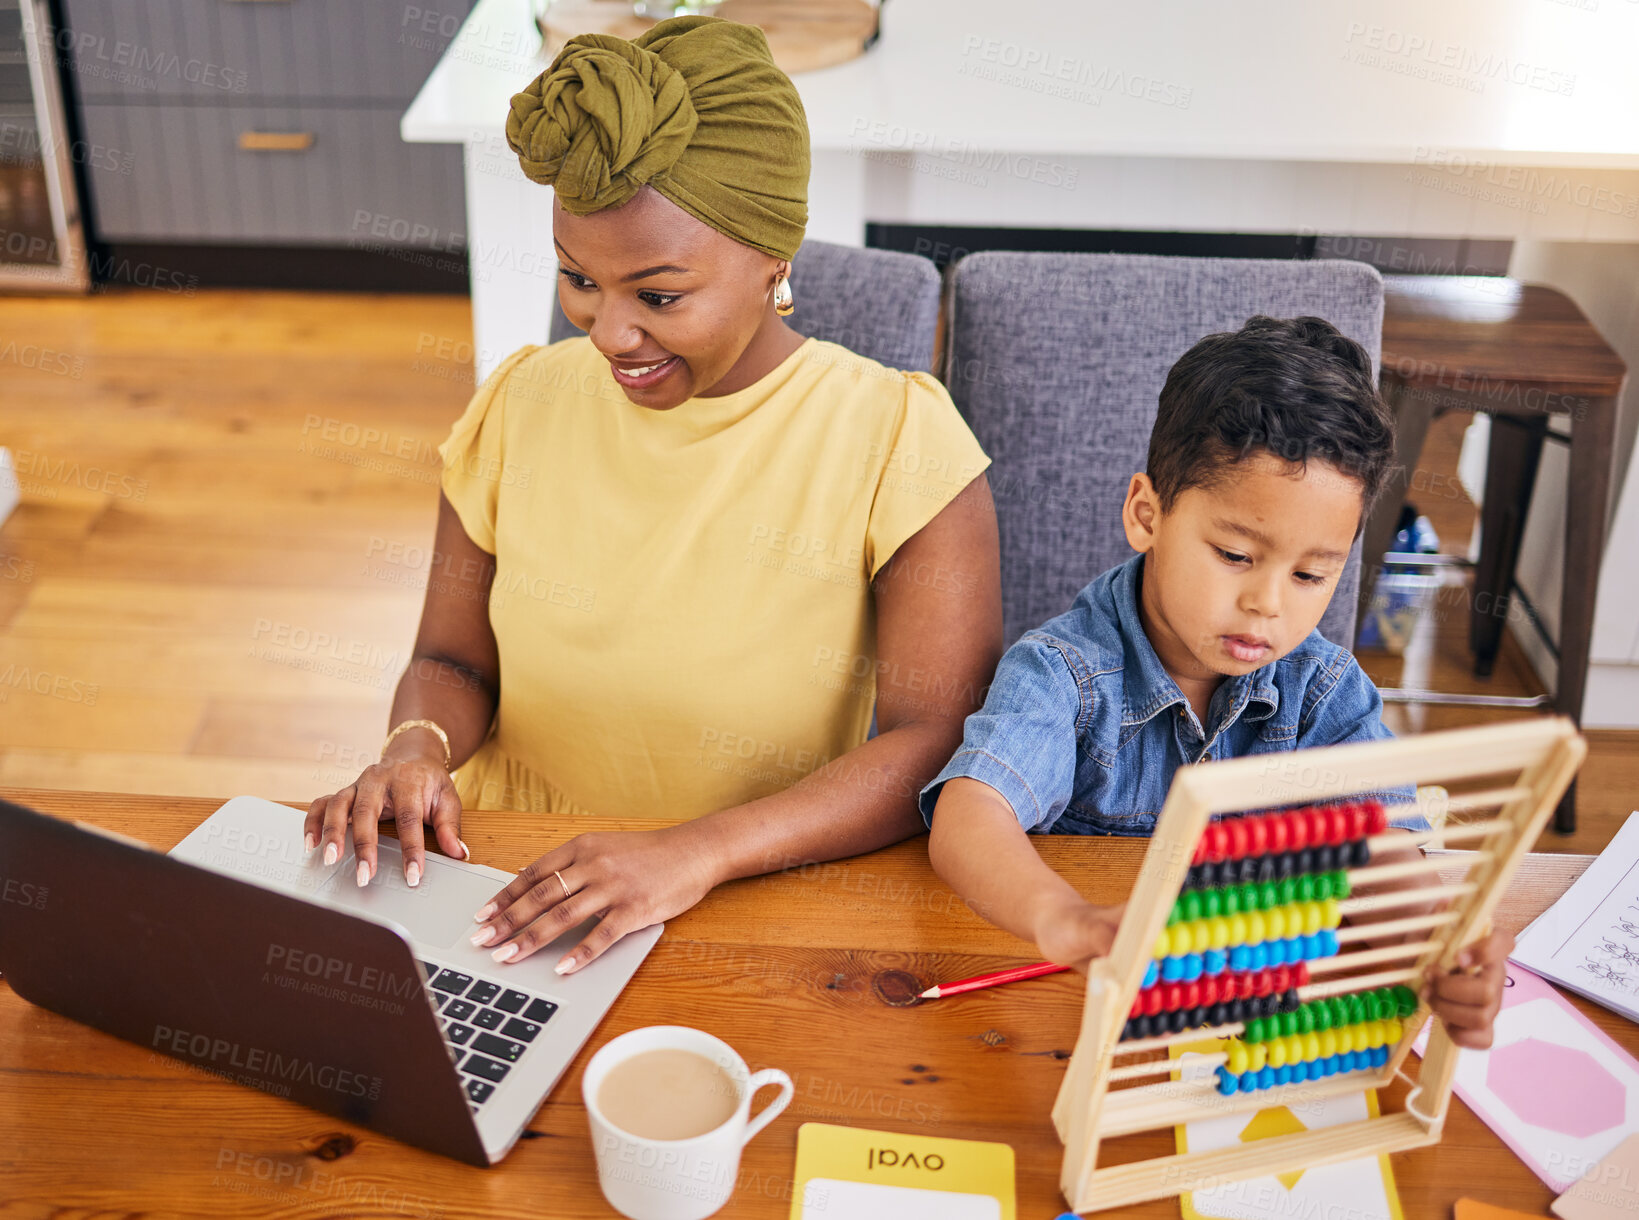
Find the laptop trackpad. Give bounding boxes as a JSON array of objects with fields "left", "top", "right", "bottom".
[{"left": 317, "top": 844, "right": 497, "bottom": 950}]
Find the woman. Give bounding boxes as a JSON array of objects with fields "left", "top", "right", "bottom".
[{"left": 306, "top": 15, "right": 1000, "bottom": 977}]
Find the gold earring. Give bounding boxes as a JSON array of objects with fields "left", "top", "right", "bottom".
[{"left": 773, "top": 273, "right": 794, "bottom": 316}]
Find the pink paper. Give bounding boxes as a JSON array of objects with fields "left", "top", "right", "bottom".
[{"left": 1413, "top": 965, "right": 1639, "bottom": 1191}]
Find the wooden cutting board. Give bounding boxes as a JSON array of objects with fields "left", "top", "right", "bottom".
[{"left": 537, "top": 0, "right": 880, "bottom": 75}]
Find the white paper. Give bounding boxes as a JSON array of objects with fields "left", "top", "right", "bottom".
[
  {"left": 799, "top": 1178, "right": 1001, "bottom": 1220},
  {"left": 1513, "top": 811, "right": 1639, "bottom": 1023}
]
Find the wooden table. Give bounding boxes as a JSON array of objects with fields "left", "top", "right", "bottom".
[
  {"left": 1363, "top": 276, "right": 1629, "bottom": 836},
  {"left": 0, "top": 788, "right": 1626, "bottom": 1219}
]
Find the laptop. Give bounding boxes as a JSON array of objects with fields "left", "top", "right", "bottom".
[{"left": 0, "top": 794, "right": 662, "bottom": 1165}]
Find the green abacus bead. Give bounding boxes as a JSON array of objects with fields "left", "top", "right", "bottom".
[
  {"left": 1394, "top": 986, "right": 1419, "bottom": 1017},
  {"left": 1329, "top": 997, "right": 1349, "bottom": 1027},
  {"left": 1182, "top": 890, "right": 1203, "bottom": 921},
  {"left": 1296, "top": 874, "right": 1316, "bottom": 902},
  {"left": 1278, "top": 876, "right": 1298, "bottom": 905},
  {"left": 1166, "top": 900, "right": 1181, "bottom": 926},
  {"left": 1333, "top": 870, "right": 1351, "bottom": 899},
  {"left": 1296, "top": 1005, "right": 1314, "bottom": 1034},
  {"left": 1311, "top": 1001, "right": 1332, "bottom": 1031},
  {"left": 1223, "top": 886, "right": 1242, "bottom": 915},
  {"left": 1202, "top": 888, "right": 1223, "bottom": 919},
  {"left": 1245, "top": 1016, "right": 1265, "bottom": 1043},
  {"left": 1258, "top": 881, "right": 1278, "bottom": 910}
]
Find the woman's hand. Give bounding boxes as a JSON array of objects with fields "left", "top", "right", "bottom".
[
  {"left": 471, "top": 825, "right": 721, "bottom": 975},
  {"left": 304, "top": 740, "right": 468, "bottom": 887},
  {"left": 1033, "top": 893, "right": 1126, "bottom": 975}
]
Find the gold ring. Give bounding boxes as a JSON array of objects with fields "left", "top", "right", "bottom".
[
  {"left": 554, "top": 870, "right": 572, "bottom": 901},
  {"left": 1464, "top": 963, "right": 1485, "bottom": 977}
]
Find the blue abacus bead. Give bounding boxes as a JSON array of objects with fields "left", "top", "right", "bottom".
[
  {"left": 1248, "top": 943, "right": 1269, "bottom": 971},
  {"left": 1230, "top": 945, "right": 1250, "bottom": 972},
  {"left": 1291, "top": 1059, "right": 1309, "bottom": 1083},
  {"left": 1217, "top": 1066, "right": 1237, "bottom": 1095},
  {"left": 1346, "top": 1050, "right": 1361, "bottom": 1072},
  {"left": 1162, "top": 956, "right": 1184, "bottom": 982},
  {"left": 1324, "top": 1055, "right": 1338, "bottom": 1077},
  {"left": 1143, "top": 960, "right": 1159, "bottom": 988},
  {"left": 1204, "top": 949, "right": 1226, "bottom": 976},
  {"left": 1286, "top": 937, "right": 1304, "bottom": 963},
  {"left": 1182, "top": 953, "right": 1203, "bottom": 981},
  {"left": 1240, "top": 1070, "right": 1258, "bottom": 1093},
  {"left": 1257, "top": 1066, "right": 1274, "bottom": 1091},
  {"left": 1274, "top": 1064, "right": 1291, "bottom": 1087},
  {"left": 1266, "top": 938, "right": 1286, "bottom": 966},
  {"left": 1302, "top": 933, "right": 1322, "bottom": 960},
  {"left": 1320, "top": 929, "right": 1340, "bottom": 958},
  {"left": 1373, "top": 1045, "right": 1389, "bottom": 1068}
]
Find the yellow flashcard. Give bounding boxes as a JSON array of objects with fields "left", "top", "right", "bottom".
[{"left": 788, "top": 1121, "right": 1016, "bottom": 1220}]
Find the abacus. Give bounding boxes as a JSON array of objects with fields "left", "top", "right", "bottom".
[{"left": 1053, "top": 717, "right": 1586, "bottom": 1213}]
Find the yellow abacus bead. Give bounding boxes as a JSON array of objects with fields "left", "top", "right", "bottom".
[
  {"left": 1228, "top": 1042, "right": 1251, "bottom": 1074},
  {"left": 1267, "top": 1039, "right": 1287, "bottom": 1069},
  {"left": 1249, "top": 1043, "right": 1268, "bottom": 1071},
  {"left": 1337, "top": 1025, "right": 1356, "bottom": 1054},
  {"left": 1229, "top": 913, "right": 1249, "bottom": 945},
  {"left": 1154, "top": 931, "right": 1170, "bottom": 959},
  {"left": 1168, "top": 924, "right": 1193, "bottom": 957},
  {"left": 1192, "top": 920, "right": 1212, "bottom": 954},
  {"left": 1289, "top": 1035, "right": 1306, "bottom": 1065},
  {"left": 1209, "top": 917, "right": 1231, "bottom": 949},
  {"left": 1304, "top": 1032, "right": 1321, "bottom": 1062},
  {"left": 1318, "top": 1029, "right": 1337, "bottom": 1058},
  {"left": 1246, "top": 912, "right": 1267, "bottom": 943},
  {"left": 1302, "top": 902, "right": 1323, "bottom": 935},
  {"left": 1322, "top": 897, "right": 1342, "bottom": 928},
  {"left": 1265, "top": 906, "right": 1286, "bottom": 940},
  {"left": 1384, "top": 1018, "right": 1403, "bottom": 1046},
  {"left": 1369, "top": 1020, "right": 1388, "bottom": 1048}
]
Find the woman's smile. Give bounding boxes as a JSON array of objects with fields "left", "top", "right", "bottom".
[{"left": 608, "top": 353, "right": 684, "bottom": 391}]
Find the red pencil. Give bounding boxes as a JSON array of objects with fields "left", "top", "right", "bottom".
[{"left": 918, "top": 961, "right": 1069, "bottom": 999}]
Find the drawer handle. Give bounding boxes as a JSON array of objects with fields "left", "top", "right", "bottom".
[{"left": 238, "top": 131, "right": 315, "bottom": 152}]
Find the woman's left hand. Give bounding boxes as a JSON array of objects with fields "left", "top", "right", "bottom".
[{"left": 470, "top": 826, "right": 721, "bottom": 974}]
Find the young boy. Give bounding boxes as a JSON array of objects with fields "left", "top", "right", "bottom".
[{"left": 922, "top": 315, "right": 1509, "bottom": 1048}]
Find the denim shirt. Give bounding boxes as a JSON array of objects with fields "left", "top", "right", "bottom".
[{"left": 918, "top": 553, "right": 1427, "bottom": 835}]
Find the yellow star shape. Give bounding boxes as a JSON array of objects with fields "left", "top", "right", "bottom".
[{"left": 1238, "top": 1105, "right": 1311, "bottom": 1190}]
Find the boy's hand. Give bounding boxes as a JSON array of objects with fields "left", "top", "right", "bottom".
[
  {"left": 1425, "top": 926, "right": 1514, "bottom": 1049},
  {"left": 1033, "top": 894, "right": 1126, "bottom": 974}
]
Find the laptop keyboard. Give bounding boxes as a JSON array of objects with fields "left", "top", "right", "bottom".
[{"left": 421, "top": 960, "right": 558, "bottom": 1109}]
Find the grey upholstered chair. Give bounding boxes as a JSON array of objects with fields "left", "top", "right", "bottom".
[
  {"left": 548, "top": 238, "right": 944, "bottom": 373},
  {"left": 944, "top": 252, "right": 1385, "bottom": 649}
]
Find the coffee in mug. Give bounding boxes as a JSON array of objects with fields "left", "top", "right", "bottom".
[{"left": 596, "top": 1048, "right": 740, "bottom": 1140}]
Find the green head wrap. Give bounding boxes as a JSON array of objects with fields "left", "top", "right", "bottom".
[{"left": 505, "top": 15, "right": 809, "bottom": 262}]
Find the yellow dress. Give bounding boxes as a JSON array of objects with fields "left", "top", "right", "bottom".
[{"left": 435, "top": 335, "right": 991, "bottom": 817}]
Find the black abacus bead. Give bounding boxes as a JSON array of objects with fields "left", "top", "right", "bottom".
[
  {"left": 1282, "top": 989, "right": 1301, "bottom": 1012},
  {"left": 1137, "top": 1014, "right": 1158, "bottom": 1039},
  {"left": 1351, "top": 839, "right": 1372, "bottom": 868},
  {"left": 1276, "top": 853, "right": 1294, "bottom": 879},
  {"left": 1209, "top": 1002, "right": 1229, "bottom": 1027},
  {"left": 1185, "top": 865, "right": 1203, "bottom": 889},
  {"left": 1188, "top": 1006, "right": 1207, "bottom": 1028},
  {"left": 1122, "top": 1019, "right": 1136, "bottom": 1040},
  {"left": 1261, "top": 994, "right": 1279, "bottom": 1017},
  {"left": 1170, "top": 1009, "right": 1189, "bottom": 1033},
  {"left": 1315, "top": 843, "right": 1337, "bottom": 871},
  {"left": 1237, "top": 857, "right": 1258, "bottom": 884},
  {"left": 1257, "top": 856, "right": 1276, "bottom": 883},
  {"left": 1295, "top": 847, "right": 1315, "bottom": 876}
]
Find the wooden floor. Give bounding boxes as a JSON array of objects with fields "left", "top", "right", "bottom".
[{"left": 0, "top": 286, "right": 1632, "bottom": 852}]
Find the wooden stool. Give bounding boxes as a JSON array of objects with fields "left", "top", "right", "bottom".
[{"left": 1359, "top": 276, "right": 1627, "bottom": 835}]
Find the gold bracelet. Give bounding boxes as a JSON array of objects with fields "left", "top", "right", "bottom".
[{"left": 383, "top": 719, "right": 452, "bottom": 771}]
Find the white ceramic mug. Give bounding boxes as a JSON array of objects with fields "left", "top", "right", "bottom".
[{"left": 582, "top": 1025, "right": 794, "bottom": 1220}]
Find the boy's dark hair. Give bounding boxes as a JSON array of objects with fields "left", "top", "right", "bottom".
[{"left": 1146, "top": 315, "right": 1395, "bottom": 519}]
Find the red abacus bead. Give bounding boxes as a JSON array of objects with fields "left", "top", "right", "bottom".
[
  {"left": 1223, "top": 973, "right": 1242, "bottom": 1000},
  {"left": 1184, "top": 980, "right": 1202, "bottom": 1009},
  {"left": 1346, "top": 804, "right": 1367, "bottom": 841},
  {"left": 1227, "top": 819, "right": 1250, "bottom": 861},
  {"left": 1247, "top": 815, "right": 1269, "bottom": 857},
  {"left": 1191, "top": 835, "right": 1208, "bottom": 866},
  {"left": 1205, "top": 822, "right": 1229, "bottom": 863},
  {"left": 1324, "top": 805, "right": 1346, "bottom": 845},
  {"left": 1144, "top": 988, "right": 1164, "bottom": 1015},
  {"left": 1292, "top": 962, "right": 1310, "bottom": 988},
  {"left": 1252, "top": 969, "right": 1273, "bottom": 996},
  {"left": 1164, "top": 983, "right": 1184, "bottom": 1011},
  {"left": 1272, "top": 965, "right": 1292, "bottom": 993},
  {"left": 1288, "top": 809, "right": 1310, "bottom": 852},
  {"left": 1366, "top": 801, "right": 1387, "bottom": 835},
  {"left": 1268, "top": 815, "right": 1290, "bottom": 855}
]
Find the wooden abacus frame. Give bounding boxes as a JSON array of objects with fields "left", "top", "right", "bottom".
[{"left": 1053, "top": 717, "right": 1587, "bottom": 1214}]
